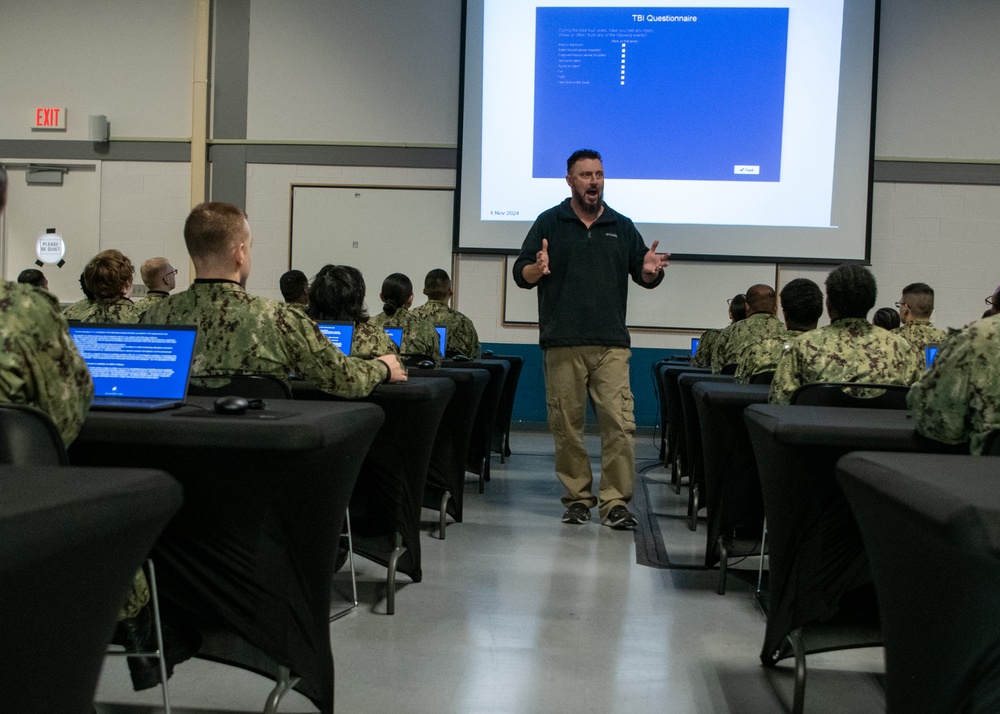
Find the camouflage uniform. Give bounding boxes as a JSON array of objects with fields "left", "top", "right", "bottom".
[
  {"left": 711, "top": 313, "right": 786, "bottom": 373},
  {"left": 133, "top": 291, "right": 169, "bottom": 315},
  {"left": 141, "top": 281, "right": 389, "bottom": 397},
  {"left": 907, "top": 315, "right": 1000, "bottom": 455},
  {"left": 0, "top": 280, "right": 94, "bottom": 445},
  {"left": 734, "top": 328, "right": 807, "bottom": 384},
  {"left": 73, "top": 297, "right": 143, "bottom": 324},
  {"left": 351, "top": 321, "right": 400, "bottom": 360},
  {"left": 769, "top": 317, "right": 923, "bottom": 404},
  {"left": 692, "top": 328, "right": 720, "bottom": 368},
  {"left": 63, "top": 298, "right": 93, "bottom": 321},
  {"left": 370, "top": 306, "right": 442, "bottom": 365},
  {"left": 411, "top": 299, "right": 482, "bottom": 359},
  {"left": 893, "top": 319, "right": 947, "bottom": 360}
]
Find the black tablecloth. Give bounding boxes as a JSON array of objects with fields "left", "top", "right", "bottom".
[
  {"left": 489, "top": 355, "right": 523, "bottom": 458},
  {"left": 0, "top": 465, "right": 181, "bottom": 714},
  {"left": 693, "top": 382, "right": 769, "bottom": 566},
  {"left": 660, "top": 365, "right": 710, "bottom": 485},
  {"left": 446, "top": 359, "right": 508, "bottom": 481},
  {"left": 294, "top": 379, "right": 454, "bottom": 583},
  {"left": 837, "top": 452, "right": 1000, "bottom": 714},
  {"left": 678, "top": 372, "right": 734, "bottom": 523},
  {"left": 744, "top": 404, "right": 964, "bottom": 667},
  {"left": 68, "top": 397, "right": 384, "bottom": 714},
  {"left": 410, "top": 367, "right": 489, "bottom": 521}
]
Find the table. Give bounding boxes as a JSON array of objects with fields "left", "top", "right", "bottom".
[
  {"left": 0, "top": 465, "right": 180, "bottom": 714},
  {"left": 488, "top": 355, "right": 523, "bottom": 462},
  {"left": 837, "top": 452, "right": 1000, "bottom": 714},
  {"left": 692, "top": 382, "right": 769, "bottom": 590},
  {"left": 659, "top": 364, "right": 709, "bottom": 492},
  {"left": 678, "top": 372, "right": 733, "bottom": 529},
  {"left": 743, "top": 405, "right": 966, "bottom": 669},
  {"left": 445, "top": 359, "right": 509, "bottom": 492},
  {"left": 293, "top": 379, "right": 455, "bottom": 613},
  {"left": 68, "top": 397, "right": 385, "bottom": 714},
  {"left": 409, "top": 367, "right": 490, "bottom": 535}
]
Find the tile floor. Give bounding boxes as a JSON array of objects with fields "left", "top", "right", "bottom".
[{"left": 94, "top": 430, "right": 885, "bottom": 713}]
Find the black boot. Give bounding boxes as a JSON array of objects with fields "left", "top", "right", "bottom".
[{"left": 112, "top": 606, "right": 162, "bottom": 691}]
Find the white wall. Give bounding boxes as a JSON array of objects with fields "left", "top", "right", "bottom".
[{"left": 0, "top": 1, "right": 196, "bottom": 141}]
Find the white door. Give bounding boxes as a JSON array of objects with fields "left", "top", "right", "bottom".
[{"left": 1, "top": 159, "right": 101, "bottom": 305}]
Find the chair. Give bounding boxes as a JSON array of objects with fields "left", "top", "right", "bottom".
[
  {"left": 791, "top": 382, "right": 910, "bottom": 409},
  {"left": 0, "top": 403, "right": 68, "bottom": 465},
  {"left": 749, "top": 370, "right": 775, "bottom": 385},
  {"left": 984, "top": 429, "right": 1000, "bottom": 455},
  {"left": 0, "top": 404, "right": 177, "bottom": 713},
  {"left": 186, "top": 373, "right": 293, "bottom": 399}
]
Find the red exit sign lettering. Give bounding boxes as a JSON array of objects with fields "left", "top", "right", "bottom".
[{"left": 33, "top": 107, "right": 67, "bottom": 130}]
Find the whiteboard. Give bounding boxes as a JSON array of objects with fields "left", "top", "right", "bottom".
[
  {"left": 290, "top": 185, "right": 455, "bottom": 310},
  {"left": 504, "top": 258, "right": 778, "bottom": 330}
]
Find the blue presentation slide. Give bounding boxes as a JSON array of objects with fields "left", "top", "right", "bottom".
[{"left": 532, "top": 7, "right": 789, "bottom": 182}]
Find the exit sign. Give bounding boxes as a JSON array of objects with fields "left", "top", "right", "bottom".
[{"left": 33, "top": 107, "right": 66, "bottom": 130}]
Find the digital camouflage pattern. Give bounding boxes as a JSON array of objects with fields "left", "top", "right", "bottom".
[
  {"left": 411, "top": 298, "right": 482, "bottom": 359},
  {"left": 350, "top": 321, "right": 400, "bottom": 360},
  {"left": 711, "top": 313, "right": 786, "bottom": 373},
  {"left": 63, "top": 298, "right": 93, "bottom": 321},
  {"left": 893, "top": 320, "right": 947, "bottom": 352},
  {"left": 71, "top": 297, "right": 143, "bottom": 324},
  {"left": 733, "top": 329, "right": 807, "bottom": 384},
  {"left": 133, "top": 291, "right": 169, "bottom": 315},
  {"left": 908, "top": 314, "right": 1000, "bottom": 455},
  {"left": 0, "top": 280, "right": 93, "bottom": 444},
  {"left": 769, "top": 317, "right": 923, "bottom": 404},
  {"left": 370, "top": 306, "right": 442, "bottom": 365},
  {"left": 692, "top": 328, "right": 720, "bottom": 368},
  {"left": 141, "top": 281, "right": 388, "bottom": 397}
]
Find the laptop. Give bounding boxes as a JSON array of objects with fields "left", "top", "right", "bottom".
[
  {"left": 925, "top": 342, "right": 940, "bottom": 370},
  {"left": 69, "top": 323, "right": 198, "bottom": 411},
  {"left": 316, "top": 321, "right": 355, "bottom": 356},
  {"left": 691, "top": 337, "right": 700, "bottom": 358},
  {"left": 384, "top": 326, "right": 403, "bottom": 349},
  {"left": 434, "top": 325, "right": 447, "bottom": 358}
]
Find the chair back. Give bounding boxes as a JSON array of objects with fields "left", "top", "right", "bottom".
[
  {"left": 749, "top": 370, "right": 775, "bottom": 385},
  {"left": 721, "top": 364, "right": 738, "bottom": 375},
  {"left": 791, "top": 382, "right": 909, "bottom": 409},
  {"left": 0, "top": 404, "right": 68, "bottom": 465},
  {"left": 187, "top": 374, "right": 293, "bottom": 400},
  {"left": 984, "top": 430, "right": 1000, "bottom": 456}
]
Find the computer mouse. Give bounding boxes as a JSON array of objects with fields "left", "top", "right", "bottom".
[
  {"left": 415, "top": 360, "right": 435, "bottom": 369},
  {"left": 452, "top": 354, "right": 471, "bottom": 362},
  {"left": 214, "top": 395, "right": 249, "bottom": 415}
]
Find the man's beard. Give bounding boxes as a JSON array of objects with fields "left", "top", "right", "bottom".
[{"left": 576, "top": 189, "right": 603, "bottom": 215}]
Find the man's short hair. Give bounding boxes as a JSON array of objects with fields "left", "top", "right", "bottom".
[
  {"left": 83, "top": 249, "right": 134, "bottom": 302},
  {"left": 746, "top": 284, "right": 777, "bottom": 315},
  {"left": 423, "top": 268, "right": 451, "bottom": 301},
  {"left": 901, "top": 282, "right": 935, "bottom": 318},
  {"left": 184, "top": 202, "right": 249, "bottom": 261},
  {"left": 780, "top": 278, "right": 823, "bottom": 327},
  {"left": 16, "top": 268, "right": 47, "bottom": 288},
  {"left": 279, "top": 269, "right": 309, "bottom": 302},
  {"left": 825, "top": 265, "right": 877, "bottom": 319},
  {"left": 730, "top": 294, "right": 748, "bottom": 322},
  {"left": 140, "top": 257, "right": 171, "bottom": 290},
  {"left": 567, "top": 149, "right": 602, "bottom": 174}
]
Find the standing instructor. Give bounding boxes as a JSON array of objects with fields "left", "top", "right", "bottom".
[{"left": 513, "top": 149, "right": 670, "bottom": 529}]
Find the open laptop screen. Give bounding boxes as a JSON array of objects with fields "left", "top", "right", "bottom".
[
  {"left": 691, "top": 337, "right": 700, "bottom": 358},
  {"left": 434, "top": 325, "right": 447, "bottom": 358},
  {"left": 384, "top": 327, "right": 403, "bottom": 348},
  {"left": 69, "top": 323, "right": 197, "bottom": 400},
  {"left": 925, "top": 343, "right": 940, "bottom": 370},
  {"left": 316, "top": 321, "right": 355, "bottom": 356}
]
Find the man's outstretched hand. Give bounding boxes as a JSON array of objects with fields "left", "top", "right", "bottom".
[{"left": 642, "top": 240, "right": 670, "bottom": 282}]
